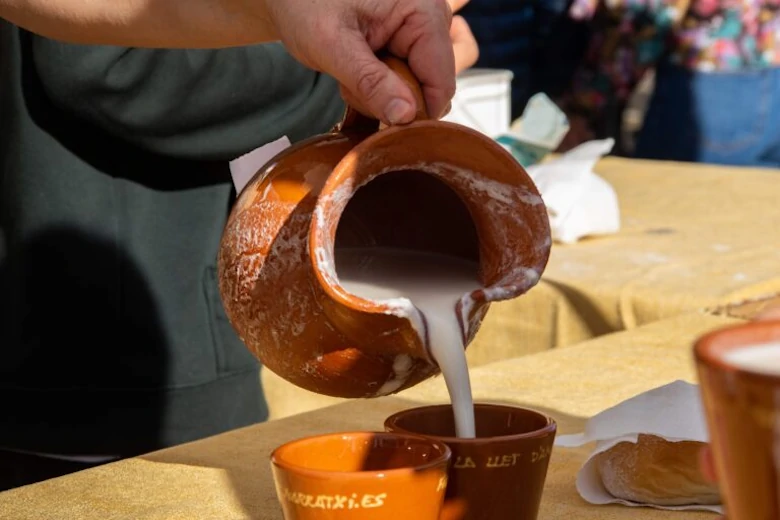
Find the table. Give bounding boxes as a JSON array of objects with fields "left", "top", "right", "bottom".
[
  {"left": 262, "top": 157, "right": 780, "bottom": 419},
  {"left": 710, "top": 293, "right": 780, "bottom": 320},
  {"left": 0, "top": 311, "right": 743, "bottom": 519},
  {"left": 465, "top": 157, "right": 780, "bottom": 365}
]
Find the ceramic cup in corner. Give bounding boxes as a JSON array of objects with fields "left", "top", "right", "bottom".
[
  {"left": 695, "top": 319, "right": 780, "bottom": 520},
  {"left": 385, "top": 404, "right": 557, "bottom": 520},
  {"left": 270, "top": 431, "right": 451, "bottom": 519}
]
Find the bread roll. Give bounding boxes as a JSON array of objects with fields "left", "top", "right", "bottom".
[{"left": 593, "top": 434, "right": 720, "bottom": 506}]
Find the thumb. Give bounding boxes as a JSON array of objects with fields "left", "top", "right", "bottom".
[{"left": 326, "top": 32, "right": 418, "bottom": 125}]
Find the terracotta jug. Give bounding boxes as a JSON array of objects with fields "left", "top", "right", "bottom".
[{"left": 217, "top": 56, "right": 551, "bottom": 398}]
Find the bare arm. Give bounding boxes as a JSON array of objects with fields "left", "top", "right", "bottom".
[
  {"left": 1, "top": 0, "right": 463, "bottom": 125},
  {"left": 0, "top": 0, "right": 279, "bottom": 48}
]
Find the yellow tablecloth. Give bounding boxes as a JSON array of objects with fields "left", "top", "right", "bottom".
[
  {"left": 0, "top": 311, "right": 743, "bottom": 519},
  {"left": 262, "top": 157, "right": 780, "bottom": 419},
  {"left": 465, "top": 157, "right": 780, "bottom": 366}
]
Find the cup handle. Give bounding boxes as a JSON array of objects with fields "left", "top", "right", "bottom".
[{"left": 335, "top": 54, "right": 430, "bottom": 133}]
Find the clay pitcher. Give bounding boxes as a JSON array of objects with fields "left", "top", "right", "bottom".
[{"left": 217, "top": 56, "right": 552, "bottom": 399}]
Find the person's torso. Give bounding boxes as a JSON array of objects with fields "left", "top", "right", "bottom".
[{"left": 0, "top": 23, "right": 342, "bottom": 455}]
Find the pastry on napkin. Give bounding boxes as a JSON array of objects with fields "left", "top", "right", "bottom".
[
  {"left": 555, "top": 380, "right": 722, "bottom": 513},
  {"left": 526, "top": 138, "right": 620, "bottom": 244}
]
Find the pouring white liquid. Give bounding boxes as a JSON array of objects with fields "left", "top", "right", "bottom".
[{"left": 335, "top": 247, "right": 480, "bottom": 438}]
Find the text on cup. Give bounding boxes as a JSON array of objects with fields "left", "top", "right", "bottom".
[
  {"left": 282, "top": 489, "right": 387, "bottom": 510},
  {"left": 452, "top": 446, "right": 552, "bottom": 469}
]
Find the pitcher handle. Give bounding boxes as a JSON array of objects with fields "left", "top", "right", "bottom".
[{"left": 335, "top": 54, "right": 430, "bottom": 133}]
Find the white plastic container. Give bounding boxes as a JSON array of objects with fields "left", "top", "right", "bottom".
[{"left": 441, "top": 68, "right": 514, "bottom": 138}]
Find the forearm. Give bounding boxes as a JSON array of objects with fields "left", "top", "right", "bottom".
[{"left": 2, "top": 0, "right": 279, "bottom": 48}]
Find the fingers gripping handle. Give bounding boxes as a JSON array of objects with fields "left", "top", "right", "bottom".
[{"left": 337, "top": 54, "right": 430, "bottom": 132}]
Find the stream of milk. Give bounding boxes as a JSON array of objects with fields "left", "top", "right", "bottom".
[{"left": 335, "top": 247, "right": 480, "bottom": 438}]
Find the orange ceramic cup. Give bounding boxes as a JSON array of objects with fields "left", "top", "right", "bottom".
[
  {"left": 695, "top": 319, "right": 780, "bottom": 520},
  {"left": 271, "top": 431, "right": 451, "bottom": 519},
  {"left": 385, "top": 404, "right": 557, "bottom": 520}
]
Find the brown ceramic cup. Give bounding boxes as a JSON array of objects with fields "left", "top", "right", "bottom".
[
  {"left": 695, "top": 319, "right": 780, "bottom": 520},
  {"left": 270, "top": 431, "right": 451, "bottom": 519},
  {"left": 385, "top": 404, "right": 557, "bottom": 520}
]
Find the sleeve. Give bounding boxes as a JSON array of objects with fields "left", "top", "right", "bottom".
[{"left": 28, "top": 35, "right": 346, "bottom": 160}]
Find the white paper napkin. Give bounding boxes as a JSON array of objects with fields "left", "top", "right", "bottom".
[
  {"left": 555, "top": 380, "right": 722, "bottom": 513},
  {"left": 526, "top": 138, "right": 620, "bottom": 244},
  {"left": 229, "top": 136, "right": 292, "bottom": 194}
]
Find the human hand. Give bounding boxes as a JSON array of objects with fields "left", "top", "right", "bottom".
[
  {"left": 448, "top": 0, "right": 479, "bottom": 75},
  {"left": 339, "top": 0, "right": 477, "bottom": 120},
  {"left": 264, "top": 0, "right": 468, "bottom": 125}
]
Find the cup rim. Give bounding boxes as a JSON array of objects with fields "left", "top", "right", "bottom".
[
  {"left": 694, "top": 319, "right": 780, "bottom": 382},
  {"left": 270, "top": 431, "right": 452, "bottom": 479},
  {"left": 384, "top": 403, "right": 557, "bottom": 443}
]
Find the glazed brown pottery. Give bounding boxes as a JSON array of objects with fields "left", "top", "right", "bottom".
[
  {"left": 270, "top": 431, "right": 451, "bottom": 519},
  {"left": 217, "top": 56, "right": 551, "bottom": 398},
  {"left": 694, "top": 319, "right": 780, "bottom": 520},
  {"left": 385, "top": 404, "right": 557, "bottom": 520}
]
